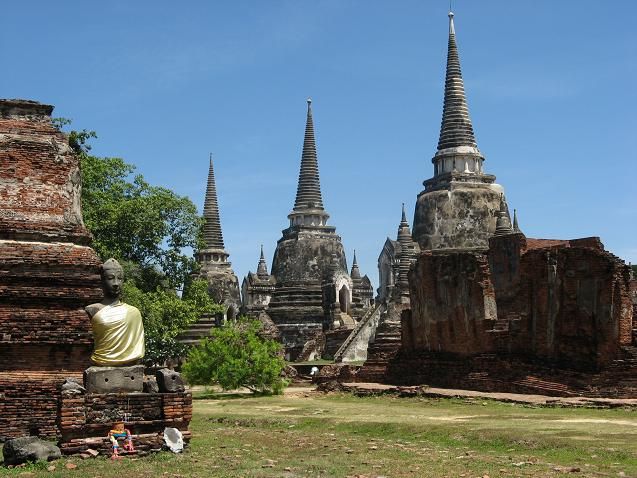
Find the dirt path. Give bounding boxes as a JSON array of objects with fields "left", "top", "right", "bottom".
[{"left": 341, "top": 382, "right": 637, "bottom": 407}]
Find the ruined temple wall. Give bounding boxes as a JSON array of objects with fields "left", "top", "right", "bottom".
[
  {"left": 488, "top": 236, "right": 633, "bottom": 369},
  {"left": 0, "top": 101, "right": 88, "bottom": 244},
  {"left": 0, "top": 99, "right": 102, "bottom": 440},
  {"left": 402, "top": 236, "right": 632, "bottom": 370},
  {"left": 391, "top": 233, "right": 635, "bottom": 396},
  {"left": 402, "top": 250, "right": 497, "bottom": 354}
]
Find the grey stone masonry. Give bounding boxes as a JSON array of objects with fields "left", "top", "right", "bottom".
[
  {"left": 83, "top": 365, "right": 144, "bottom": 394},
  {"left": 412, "top": 11, "right": 508, "bottom": 251},
  {"left": 265, "top": 99, "right": 373, "bottom": 360}
]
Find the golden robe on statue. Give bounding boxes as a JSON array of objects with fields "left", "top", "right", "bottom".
[{"left": 91, "top": 303, "right": 145, "bottom": 366}]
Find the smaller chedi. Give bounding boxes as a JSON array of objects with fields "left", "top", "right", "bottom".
[{"left": 85, "top": 258, "right": 145, "bottom": 366}]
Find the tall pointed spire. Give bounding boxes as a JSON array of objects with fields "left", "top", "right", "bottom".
[
  {"left": 437, "top": 11, "right": 477, "bottom": 151},
  {"left": 350, "top": 250, "right": 361, "bottom": 279},
  {"left": 293, "top": 99, "right": 325, "bottom": 212},
  {"left": 257, "top": 244, "right": 269, "bottom": 277},
  {"left": 202, "top": 154, "right": 225, "bottom": 249}
]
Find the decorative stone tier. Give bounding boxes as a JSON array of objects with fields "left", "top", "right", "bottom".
[
  {"left": 266, "top": 282, "right": 326, "bottom": 361},
  {"left": 58, "top": 392, "right": 192, "bottom": 455}
]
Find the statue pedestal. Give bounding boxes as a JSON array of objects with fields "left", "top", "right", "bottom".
[
  {"left": 57, "top": 390, "right": 192, "bottom": 456},
  {"left": 83, "top": 365, "right": 144, "bottom": 394}
]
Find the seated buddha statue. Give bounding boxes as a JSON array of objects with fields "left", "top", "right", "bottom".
[{"left": 85, "top": 258, "right": 145, "bottom": 366}]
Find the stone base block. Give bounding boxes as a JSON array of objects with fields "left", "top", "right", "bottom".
[
  {"left": 155, "top": 369, "right": 185, "bottom": 393},
  {"left": 84, "top": 365, "right": 144, "bottom": 394}
]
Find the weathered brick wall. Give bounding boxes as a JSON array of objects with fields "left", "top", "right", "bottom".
[
  {"left": 391, "top": 233, "right": 635, "bottom": 397},
  {"left": 0, "top": 99, "right": 103, "bottom": 440},
  {"left": 0, "top": 100, "right": 89, "bottom": 244},
  {"left": 58, "top": 392, "right": 192, "bottom": 455},
  {"left": 401, "top": 250, "right": 497, "bottom": 355},
  {"left": 489, "top": 235, "right": 633, "bottom": 369}
]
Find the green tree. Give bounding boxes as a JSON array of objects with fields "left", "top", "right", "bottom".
[
  {"left": 64, "top": 125, "right": 203, "bottom": 291},
  {"left": 183, "top": 319, "right": 288, "bottom": 394},
  {"left": 53, "top": 121, "right": 219, "bottom": 365},
  {"left": 124, "top": 279, "right": 224, "bottom": 366}
]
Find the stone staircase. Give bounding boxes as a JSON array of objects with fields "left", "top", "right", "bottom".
[
  {"left": 511, "top": 376, "right": 573, "bottom": 396},
  {"left": 333, "top": 304, "right": 384, "bottom": 363},
  {"left": 178, "top": 314, "right": 219, "bottom": 346},
  {"left": 356, "top": 305, "right": 403, "bottom": 382}
]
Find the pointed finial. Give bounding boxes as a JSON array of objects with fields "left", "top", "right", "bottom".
[
  {"left": 201, "top": 153, "right": 225, "bottom": 249},
  {"left": 513, "top": 209, "right": 520, "bottom": 232},
  {"left": 401, "top": 203, "right": 407, "bottom": 223},
  {"left": 350, "top": 249, "right": 361, "bottom": 279},
  {"left": 435, "top": 5, "right": 477, "bottom": 153},
  {"left": 292, "top": 97, "right": 326, "bottom": 214},
  {"left": 257, "top": 243, "right": 268, "bottom": 277}
]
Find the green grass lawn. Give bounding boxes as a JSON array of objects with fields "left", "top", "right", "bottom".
[{"left": 2, "top": 390, "right": 636, "bottom": 477}]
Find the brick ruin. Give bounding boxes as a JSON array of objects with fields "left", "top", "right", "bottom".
[
  {"left": 0, "top": 99, "right": 103, "bottom": 440},
  {"left": 388, "top": 233, "right": 636, "bottom": 397},
  {"left": 0, "top": 99, "right": 192, "bottom": 451},
  {"left": 58, "top": 392, "right": 192, "bottom": 454}
]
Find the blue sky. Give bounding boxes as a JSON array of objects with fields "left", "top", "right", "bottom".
[{"left": 2, "top": 1, "right": 635, "bottom": 289}]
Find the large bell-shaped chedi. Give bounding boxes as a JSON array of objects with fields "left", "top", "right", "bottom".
[
  {"left": 267, "top": 99, "right": 372, "bottom": 360},
  {"left": 412, "top": 11, "right": 507, "bottom": 250}
]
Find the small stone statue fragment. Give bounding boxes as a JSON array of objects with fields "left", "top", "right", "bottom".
[{"left": 155, "top": 368, "right": 185, "bottom": 393}]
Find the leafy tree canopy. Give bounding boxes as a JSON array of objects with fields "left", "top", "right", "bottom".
[
  {"left": 62, "top": 124, "right": 203, "bottom": 291},
  {"left": 183, "top": 319, "right": 288, "bottom": 395}
]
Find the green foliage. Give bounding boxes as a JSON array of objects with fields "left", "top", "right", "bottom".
[
  {"left": 183, "top": 319, "right": 288, "bottom": 394},
  {"left": 52, "top": 120, "right": 220, "bottom": 366},
  {"left": 123, "top": 279, "right": 224, "bottom": 366},
  {"left": 60, "top": 121, "right": 203, "bottom": 291}
]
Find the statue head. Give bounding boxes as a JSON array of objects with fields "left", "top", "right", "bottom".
[{"left": 101, "top": 258, "right": 124, "bottom": 300}]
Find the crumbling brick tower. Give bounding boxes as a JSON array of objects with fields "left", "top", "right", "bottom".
[{"left": 0, "top": 99, "right": 102, "bottom": 440}]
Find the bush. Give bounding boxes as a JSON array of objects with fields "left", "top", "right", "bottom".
[{"left": 182, "top": 319, "right": 288, "bottom": 394}]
